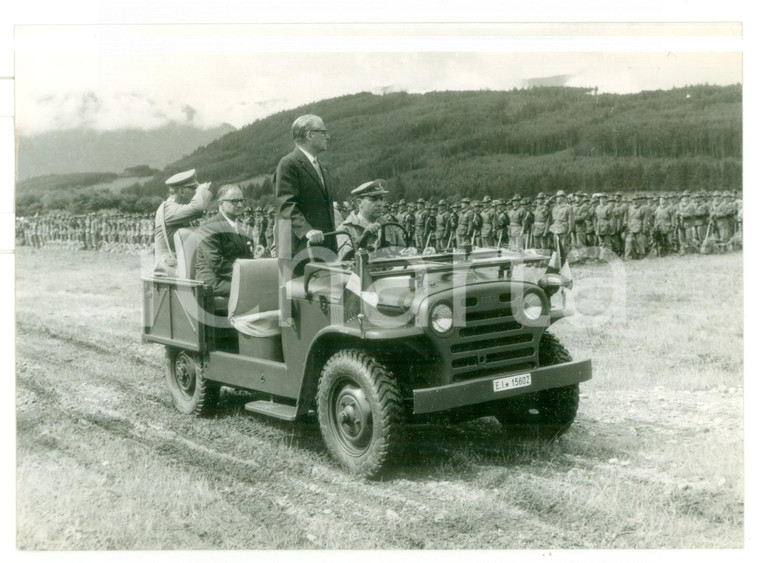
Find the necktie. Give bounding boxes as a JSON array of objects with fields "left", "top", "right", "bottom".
[{"left": 313, "top": 157, "right": 325, "bottom": 186}]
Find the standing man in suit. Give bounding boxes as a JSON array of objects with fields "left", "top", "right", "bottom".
[
  {"left": 195, "top": 184, "right": 254, "bottom": 299},
  {"left": 276, "top": 114, "right": 337, "bottom": 278}
]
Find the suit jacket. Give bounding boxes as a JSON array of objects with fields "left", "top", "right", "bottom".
[
  {"left": 195, "top": 212, "right": 253, "bottom": 297},
  {"left": 275, "top": 148, "right": 337, "bottom": 265}
]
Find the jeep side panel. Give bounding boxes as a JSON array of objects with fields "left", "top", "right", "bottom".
[{"left": 141, "top": 277, "right": 214, "bottom": 353}]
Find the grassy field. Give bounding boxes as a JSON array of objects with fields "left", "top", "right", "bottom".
[{"left": 14, "top": 247, "right": 743, "bottom": 550}]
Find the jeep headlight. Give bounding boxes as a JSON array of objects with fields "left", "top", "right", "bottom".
[
  {"left": 430, "top": 302, "right": 454, "bottom": 335},
  {"left": 522, "top": 291, "right": 544, "bottom": 321}
]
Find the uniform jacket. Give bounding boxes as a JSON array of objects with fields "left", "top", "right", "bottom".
[
  {"left": 625, "top": 205, "right": 648, "bottom": 234},
  {"left": 594, "top": 203, "right": 614, "bottom": 235},
  {"left": 550, "top": 203, "right": 575, "bottom": 234},
  {"left": 275, "top": 148, "right": 336, "bottom": 261},
  {"left": 154, "top": 186, "right": 212, "bottom": 267},
  {"left": 480, "top": 208, "right": 496, "bottom": 237},
  {"left": 653, "top": 205, "right": 676, "bottom": 232}
]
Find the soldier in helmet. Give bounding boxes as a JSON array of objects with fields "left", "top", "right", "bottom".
[
  {"left": 480, "top": 195, "right": 496, "bottom": 247},
  {"left": 694, "top": 192, "right": 710, "bottom": 242},
  {"left": 549, "top": 190, "right": 574, "bottom": 252},
  {"left": 572, "top": 193, "right": 590, "bottom": 260},
  {"left": 446, "top": 203, "right": 459, "bottom": 249},
  {"left": 507, "top": 195, "right": 525, "bottom": 251},
  {"left": 521, "top": 197, "right": 534, "bottom": 250},
  {"left": 403, "top": 201, "right": 416, "bottom": 246},
  {"left": 624, "top": 195, "right": 648, "bottom": 260},
  {"left": 532, "top": 193, "right": 550, "bottom": 250},
  {"left": 456, "top": 198, "right": 473, "bottom": 248},
  {"left": 424, "top": 202, "right": 436, "bottom": 250},
  {"left": 593, "top": 193, "right": 614, "bottom": 255},
  {"left": 470, "top": 200, "right": 483, "bottom": 246},
  {"left": 434, "top": 199, "right": 451, "bottom": 252},
  {"left": 653, "top": 195, "right": 676, "bottom": 256},
  {"left": 611, "top": 193, "right": 627, "bottom": 255},
  {"left": 494, "top": 200, "right": 509, "bottom": 248},
  {"left": 413, "top": 198, "right": 428, "bottom": 250}
]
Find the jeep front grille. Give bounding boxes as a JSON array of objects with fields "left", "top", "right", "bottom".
[{"left": 447, "top": 289, "right": 543, "bottom": 383}]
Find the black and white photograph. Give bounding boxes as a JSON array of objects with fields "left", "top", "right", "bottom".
[{"left": 4, "top": 2, "right": 753, "bottom": 558}]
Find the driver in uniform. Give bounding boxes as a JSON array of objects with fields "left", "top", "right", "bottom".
[{"left": 337, "top": 179, "right": 403, "bottom": 260}]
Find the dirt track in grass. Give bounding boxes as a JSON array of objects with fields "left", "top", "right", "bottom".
[{"left": 15, "top": 247, "right": 743, "bottom": 549}]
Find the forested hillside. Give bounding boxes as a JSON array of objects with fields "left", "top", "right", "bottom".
[{"left": 17, "top": 85, "right": 742, "bottom": 214}]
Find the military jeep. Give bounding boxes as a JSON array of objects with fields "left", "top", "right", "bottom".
[{"left": 142, "top": 224, "right": 591, "bottom": 477}]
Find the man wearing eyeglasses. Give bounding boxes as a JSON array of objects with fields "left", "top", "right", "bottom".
[
  {"left": 275, "top": 114, "right": 337, "bottom": 277},
  {"left": 195, "top": 184, "right": 253, "bottom": 299}
]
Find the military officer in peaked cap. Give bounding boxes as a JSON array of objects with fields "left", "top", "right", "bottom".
[
  {"left": 154, "top": 169, "right": 212, "bottom": 275},
  {"left": 337, "top": 179, "right": 402, "bottom": 259}
]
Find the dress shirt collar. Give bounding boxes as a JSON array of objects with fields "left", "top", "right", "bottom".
[{"left": 298, "top": 146, "right": 320, "bottom": 166}]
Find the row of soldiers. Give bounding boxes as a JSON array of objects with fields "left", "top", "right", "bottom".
[
  {"left": 364, "top": 189, "right": 742, "bottom": 259},
  {"left": 16, "top": 212, "right": 156, "bottom": 254},
  {"left": 17, "top": 189, "right": 742, "bottom": 260}
]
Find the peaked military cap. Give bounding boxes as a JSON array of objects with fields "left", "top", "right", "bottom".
[
  {"left": 416, "top": 198, "right": 425, "bottom": 204},
  {"left": 556, "top": 190, "right": 567, "bottom": 197},
  {"left": 352, "top": 179, "right": 389, "bottom": 198},
  {"left": 438, "top": 199, "right": 447, "bottom": 206},
  {"left": 483, "top": 195, "right": 492, "bottom": 203},
  {"left": 398, "top": 199, "right": 406, "bottom": 206},
  {"left": 461, "top": 198, "right": 471, "bottom": 204},
  {"left": 165, "top": 169, "right": 199, "bottom": 188}
]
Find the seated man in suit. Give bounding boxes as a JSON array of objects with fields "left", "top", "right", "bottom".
[{"left": 195, "top": 184, "right": 254, "bottom": 299}]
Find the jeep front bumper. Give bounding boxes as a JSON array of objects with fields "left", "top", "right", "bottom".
[{"left": 412, "top": 358, "right": 592, "bottom": 414}]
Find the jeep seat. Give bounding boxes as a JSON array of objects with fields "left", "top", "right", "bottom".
[
  {"left": 174, "top": 227, "right": 230, "bottom": 316},
  {"left": 228, "top": 258, "right": 281, "bottom": 337},
  {"left": 174, "top": 227, "right": 200, "bottom": 280}
]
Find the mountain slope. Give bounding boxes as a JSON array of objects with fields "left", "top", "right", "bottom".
[
  {"left": 158, "top": 85, "right": 742, "bottom": 201},
  {"left": 16, "top": 123, "right": 236, "bottom": 179}
]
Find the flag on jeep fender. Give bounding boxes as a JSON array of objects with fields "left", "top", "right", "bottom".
[
  {"left": 547, "top": 234, "right": 572, "bottom": 280},
  {"left": 343, "top": 272, "right": 379, "bottom": 321}
]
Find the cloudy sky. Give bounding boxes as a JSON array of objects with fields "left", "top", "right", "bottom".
[{"left": 14, "top": 23, "right": 742, "bottom": 136}]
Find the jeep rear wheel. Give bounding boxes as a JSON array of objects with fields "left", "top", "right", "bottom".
[
  {"left": 165, "top": 348, "right": 219, "bottom": 416},
  {"left": 496, "top": 332, "right": 580, "bottom": 440},
  {"left": 317, "top": 350, "right": 403, "bottom": 478}
]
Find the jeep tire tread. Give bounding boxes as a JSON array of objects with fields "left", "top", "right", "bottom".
[
  {"left": 165, "top": 347, "right": 219, "bottom": 416},
  {"left": 317, "top": 349, "right": 403, "bottom": 478},
  {"left": 496, "top": 332, "right": 580, "bottom": 440}
]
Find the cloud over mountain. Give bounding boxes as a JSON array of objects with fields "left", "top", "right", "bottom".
[{"left": 18, "top": 91, "right": 216, "bottom": 136}]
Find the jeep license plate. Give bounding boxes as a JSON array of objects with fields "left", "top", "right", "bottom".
[{"left": 493, "top": 373, "right": 532, "bottom": 393}]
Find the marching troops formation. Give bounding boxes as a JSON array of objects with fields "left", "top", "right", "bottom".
[{"left": 17, "top": 189, "right": 742, "bottom": 260}]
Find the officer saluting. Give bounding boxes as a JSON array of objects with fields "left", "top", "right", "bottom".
[{"left": 154, "top": 169, "right": 212, "bottom": 275}]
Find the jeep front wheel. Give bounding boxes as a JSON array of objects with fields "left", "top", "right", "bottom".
[
  {"left": 496, "top": 332, "right": 580, "bottom": 439},
  {"left": 317, "top": 350, "right": 403, "bottom": 478}
]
